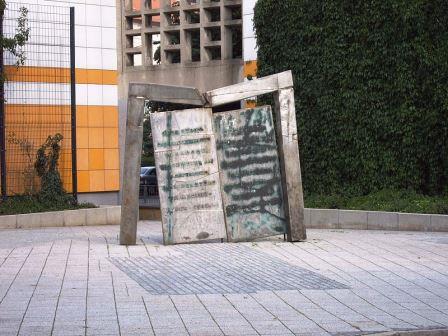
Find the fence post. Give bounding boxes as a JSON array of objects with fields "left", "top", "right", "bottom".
[
  {"left": 70, "top": 7, "right": 78, "bottom": 202},
  {"left": 0, "top": 4, "right": 6, "bottom": 200}
]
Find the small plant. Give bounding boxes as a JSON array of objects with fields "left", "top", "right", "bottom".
[
  {"left": 0, "top": 133, "right": 96, "bottom": 215},
  {"left": 34, "top": 133, "right": 74, "bottom": 205},
  {"left": 7, "top": 132, "right": 38, "bottom": 194}
]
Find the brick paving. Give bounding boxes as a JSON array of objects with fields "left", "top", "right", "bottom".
[{"left": 0, "top": 221, "right": 448, "bottom": 336}]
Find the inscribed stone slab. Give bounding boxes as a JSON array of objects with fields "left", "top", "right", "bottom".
[
  {"left": 151, "top": 108, "right": 226, "bottom": 245},
  {"left": 213, "top": 106, "right": 286, "bottom": 242}
]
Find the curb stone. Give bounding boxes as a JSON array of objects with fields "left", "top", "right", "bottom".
[{"left": 0, "top": 206, "right": 121, "bottom": 229}]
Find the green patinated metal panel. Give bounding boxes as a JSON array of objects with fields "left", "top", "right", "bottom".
[
  {"left": 213, "top": 106, "right": 286, "bottom": 242},
  {"left": 151, "top": 108, "right": 226, "bottom": 245}
]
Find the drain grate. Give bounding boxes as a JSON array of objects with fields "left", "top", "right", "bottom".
[{"left": 110, "top": 244, "right": 347, "bottom": 295}]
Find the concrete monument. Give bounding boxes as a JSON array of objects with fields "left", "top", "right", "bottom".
[
  {"left": 214, "top": 106, "right": 285, "bottom": 242},
  {"left": 151, "top": 108, "right": 226, "bottom": 244},
  {"left": 120, "top": 71, "right": 306, "bottom": 245}
]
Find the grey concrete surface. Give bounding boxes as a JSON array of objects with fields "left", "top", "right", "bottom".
[
  {"left": 78, "top": 192, "right": 120, "bottom": 206},
  {"left": 1, "top": 222, "right": 448, "bottom": 336},
  {"left": 0, "top": 207, "right": 121, "bottom": 230},
  {"left": 306, "top": 209, "right": 448, "bottom": 232}
]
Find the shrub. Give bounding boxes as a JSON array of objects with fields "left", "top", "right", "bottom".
[
  {"left": 34, "top": 133, "right": 74, "bottom": 205},
  {"left": 254, "top": 0, "right": 448, "bottom": 196},
  {"left": 305, "top": 189, "right": 448, "bottom": 214},
  {"left": 0, "top": 133, "right": 96, "bottom": 215}
]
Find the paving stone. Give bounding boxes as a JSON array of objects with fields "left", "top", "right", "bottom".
[
  {"left": 1, "top": 222, "right": 448, "bottom": 336},
  {"left": 110, "top": 245, "right": 346, "bottom": 295}
]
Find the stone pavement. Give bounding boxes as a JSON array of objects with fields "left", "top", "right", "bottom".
[{"left": 1, "top": 221, "right": 448, "bottom": 336}]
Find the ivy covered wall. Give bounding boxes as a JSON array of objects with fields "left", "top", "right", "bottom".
[{"left": 254, "top": 0, "right": 448, "bottom": 196}]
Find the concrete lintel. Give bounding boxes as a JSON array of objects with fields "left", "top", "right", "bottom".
[
  {"left": 204, "top": 71, "right": 294, "bottom": 107},
  {"left": 128, "top": 83, "right": 206, "bottom": 106}
]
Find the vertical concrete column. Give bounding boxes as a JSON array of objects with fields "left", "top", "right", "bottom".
[
  {"left": 124, "top": 0, "right": 132, "bottom": 12},
  {"left": 141, "top": 28, "right": 149, "bottom": 67},
  {"left": 120, "top": 96, "right": 145, "bottom": 245},
  {"left": 181, "top": 30, "right": 191, "bottom": 63},
  {"left": 180, "top": 7, "right": 190, "bottom": 63},
  {"left": 273, "top": 84, "right": 307, "bottom": 242},
  {"left": 160, "top": 0, "right": 168, "bottom": 65},
  {"left": 220, "top": 3, "right": 231, "bottom": 59},
  {"left": 200, "top": 7, "right": 210, "bottom": 62}
]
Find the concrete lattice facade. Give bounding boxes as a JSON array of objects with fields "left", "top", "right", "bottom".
[{"left": 118, "top": 0, "right": 244, "bottom": 96}]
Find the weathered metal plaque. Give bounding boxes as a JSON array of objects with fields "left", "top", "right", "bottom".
[
  {"left": 151, "top": 108, "right": 226, "bottom": 245},
  {"left": 213, "top": 106, "right": 286, "bottom": 242}
]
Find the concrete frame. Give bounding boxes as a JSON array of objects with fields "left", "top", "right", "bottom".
[
  {"left": 120, "top": 70, "right": 306, "bottom": 245},
  {"left": 122, "top": 0, "right": 242, "bottom": 67}
]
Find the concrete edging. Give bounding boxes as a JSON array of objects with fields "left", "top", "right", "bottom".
[
  {"left": 306, "top": 208, "right": 448, "bottom": 232},
  {"left": 0, "top": 206, "right": 121, "bottom": 230},
  {"left": 1, "top": 206, "right": 446, "bottom": 232}
]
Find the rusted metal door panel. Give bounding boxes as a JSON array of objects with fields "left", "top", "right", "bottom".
[
  {"left": 213, "top": 106, "right": 286, "bottom": 242},
  {"left": 151, "top": 108, "right": 226, "bottom": 245}
]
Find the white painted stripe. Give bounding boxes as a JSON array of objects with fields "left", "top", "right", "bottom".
[
  {"left": 5, "top": 82, "right": 117, "bottom": 106},
  {"left": 6, "top": 1, "right": 118, "bottom": 71},
  {"left": 243, "top": 37, "right": 257, "bottom": 61},
  {"left": 243, "top": 0, "right": 257, "bottom": 16},
  {"left": 5, "top": 44, "right": 116, "bottom": 71},
  {"left": 4, "top": 44, "right": 71, "bottom": 68}
]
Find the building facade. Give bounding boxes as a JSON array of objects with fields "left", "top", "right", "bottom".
[
  {"left": 1, "top": 0, "right": 259, "bottom": 205},
  {"left": 116, "top": 0, "right": 259, "bottom": 178},
  {"left": 242, "top": 0, "right": 256, "bottom": 80},
  {"left": 117, "top": 0, "right": 260, "bottom": 102},
  {"left": 4, "top": 0, "right": 120, "bottom": 204}
]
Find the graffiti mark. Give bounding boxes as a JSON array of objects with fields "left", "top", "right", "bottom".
[
  {"left": 151, "top": 109, "right": 226, "bottom": 244},
  {"left": 214, "top": 106, "right": 286, "bottom": 241}
]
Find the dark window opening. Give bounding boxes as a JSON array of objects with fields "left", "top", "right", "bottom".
[
  {"left": 166, "top": 12, "right": 180, "bottom": 25},
  {"left": 207, "top": 46, "right": 221, "bottom": 60},
  {"left": 166, "top": 31, "right": 180, "bottom": 45},
  {"left": 230, "top": 6, "right": 242, "bottom": 20},
  {"left": 231, "top": 26, "right": 242, "bottom": 59},
  {"left": 166, "top": 50, "right": 181, "bottom": 63},
  {"left": 207, "top": 27, "right": 221, "bottom": 41},
  {"left": 206, "top": 7, "right": 220, "bottom": 22},
  {"left": 190, "top": 30, "right": 200, "bottom": 62},
  {"left": 186, "top": 10, "right": 200, "bottom": 24}
]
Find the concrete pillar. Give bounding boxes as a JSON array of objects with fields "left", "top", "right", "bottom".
[
  {"left": 273, "top": 87, "right": 307, "bottom": 241},
  {"left": 119, "top": 96, "right": 145, "bottom": 245}
]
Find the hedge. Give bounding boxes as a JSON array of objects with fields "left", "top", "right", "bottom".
[{"left": 254, "top": 0, "right": 448, "bottom": 196}]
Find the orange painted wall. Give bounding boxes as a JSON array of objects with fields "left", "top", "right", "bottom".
[{"left": 4, "top": 67, "right": 120, "bottom": 195}]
